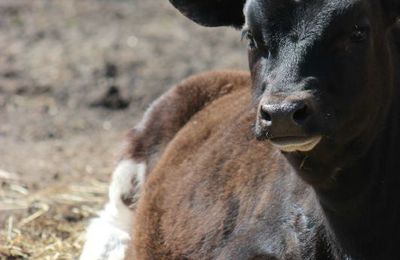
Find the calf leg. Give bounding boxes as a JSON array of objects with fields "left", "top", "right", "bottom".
[{"left": 80, "top": 160, "right": 145, "bottom": 260}]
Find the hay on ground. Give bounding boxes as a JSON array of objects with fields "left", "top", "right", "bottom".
[{"left": 0, "top": 172, "right": 108, "bottom": 260}]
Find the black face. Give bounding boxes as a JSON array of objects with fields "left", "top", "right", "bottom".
[
  {"left": 170, "top": 0, "right": 399, "bottom": 181},
  {"left": 243, "top": 0, "right": 396, "bottom": 169}
]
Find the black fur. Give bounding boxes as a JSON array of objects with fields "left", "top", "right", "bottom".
[{"left": 169, "top": 0, "right": 246, "bottom": 28}]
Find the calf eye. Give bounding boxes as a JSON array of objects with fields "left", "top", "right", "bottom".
[
  {"left": 242, "top": 29, "right": 258, "bottom": 50},
  {"left": 241, "top": 28, "right": 271, "bottom": 58},
  {"left": 350, "top": 25, "right": 369, "bottom": 43}
]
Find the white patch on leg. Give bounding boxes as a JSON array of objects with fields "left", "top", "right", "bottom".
[
  {"left": 109, "top": 160, "right": 146, "bottom": 212},
  {"left": 80, "top": 159, "right": 146, "bottom": 260}
]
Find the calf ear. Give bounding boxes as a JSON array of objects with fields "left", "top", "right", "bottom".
[{"left": 169, "top": 0, "right": 246, "bottom": 28}]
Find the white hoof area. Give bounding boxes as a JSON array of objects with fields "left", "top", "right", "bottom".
[
  {"left": 109, "top": 159, "right": 146, "bottom": 210},
  {"left": 80, "top": 159, "right": 146, "bottom": 260},
  {"left": 80, "top": 213, "right": 130, "bottom": 260}
]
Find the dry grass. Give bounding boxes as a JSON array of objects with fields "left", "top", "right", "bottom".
[{"left": 0, "top": 169, "right": 108, "bottom": 260}]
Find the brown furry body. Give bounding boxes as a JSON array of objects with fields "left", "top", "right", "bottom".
[{"left": 126, "top": 71, "right": 325, "bottom": 259}]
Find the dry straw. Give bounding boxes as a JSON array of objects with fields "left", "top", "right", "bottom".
[{"left": 0, "top": 169, "right": 108, "bottom": 259}]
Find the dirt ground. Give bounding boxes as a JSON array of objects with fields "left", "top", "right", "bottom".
[{"left": 0, "top": 0, "right": 247, "bottom": 258}]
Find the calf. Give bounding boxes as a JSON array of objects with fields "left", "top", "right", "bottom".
[{"left": 81, "top": 0, "right": 400, "bottom": 259}]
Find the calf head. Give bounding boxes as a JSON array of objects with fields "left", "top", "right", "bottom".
[{"left": 170, "top": 0, "right": 400, "bottom": 184}]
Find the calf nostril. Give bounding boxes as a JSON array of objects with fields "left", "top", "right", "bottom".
[
  {"left": 292, "top": 104, "right": 311, "bottom": 124},
  {"left": 260, "top": 106, "right": 272, "bottom": 122}
]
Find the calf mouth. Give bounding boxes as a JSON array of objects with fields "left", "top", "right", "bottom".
[{"left": 269, "top": 136, "right": 322, "bottom": 152}]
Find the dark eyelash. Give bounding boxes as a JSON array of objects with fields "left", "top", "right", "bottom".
[
  {"left": 241, "top": 28, "right": 258, "bottom": 49},
  {"left": 241, "top": 28, "right": 272, "bottom": 59},
  {"left": 350, "top": 24, "right": 370, "bottom": 42}
]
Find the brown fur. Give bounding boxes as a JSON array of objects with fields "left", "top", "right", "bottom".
[
  {"left": 122, "top": 71, "right": 251, "bottom": 171},
  {"left": 125, "top": 71, "right": 319, "bottom": 259}
]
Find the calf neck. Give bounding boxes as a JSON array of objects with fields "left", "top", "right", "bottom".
[{"left": 245, "top": 0, "right": 400, "bottom": 258}]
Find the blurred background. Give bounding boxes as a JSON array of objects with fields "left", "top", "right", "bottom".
[{"left": 0, "top": 0, "right": 246, "bottom": 258}]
